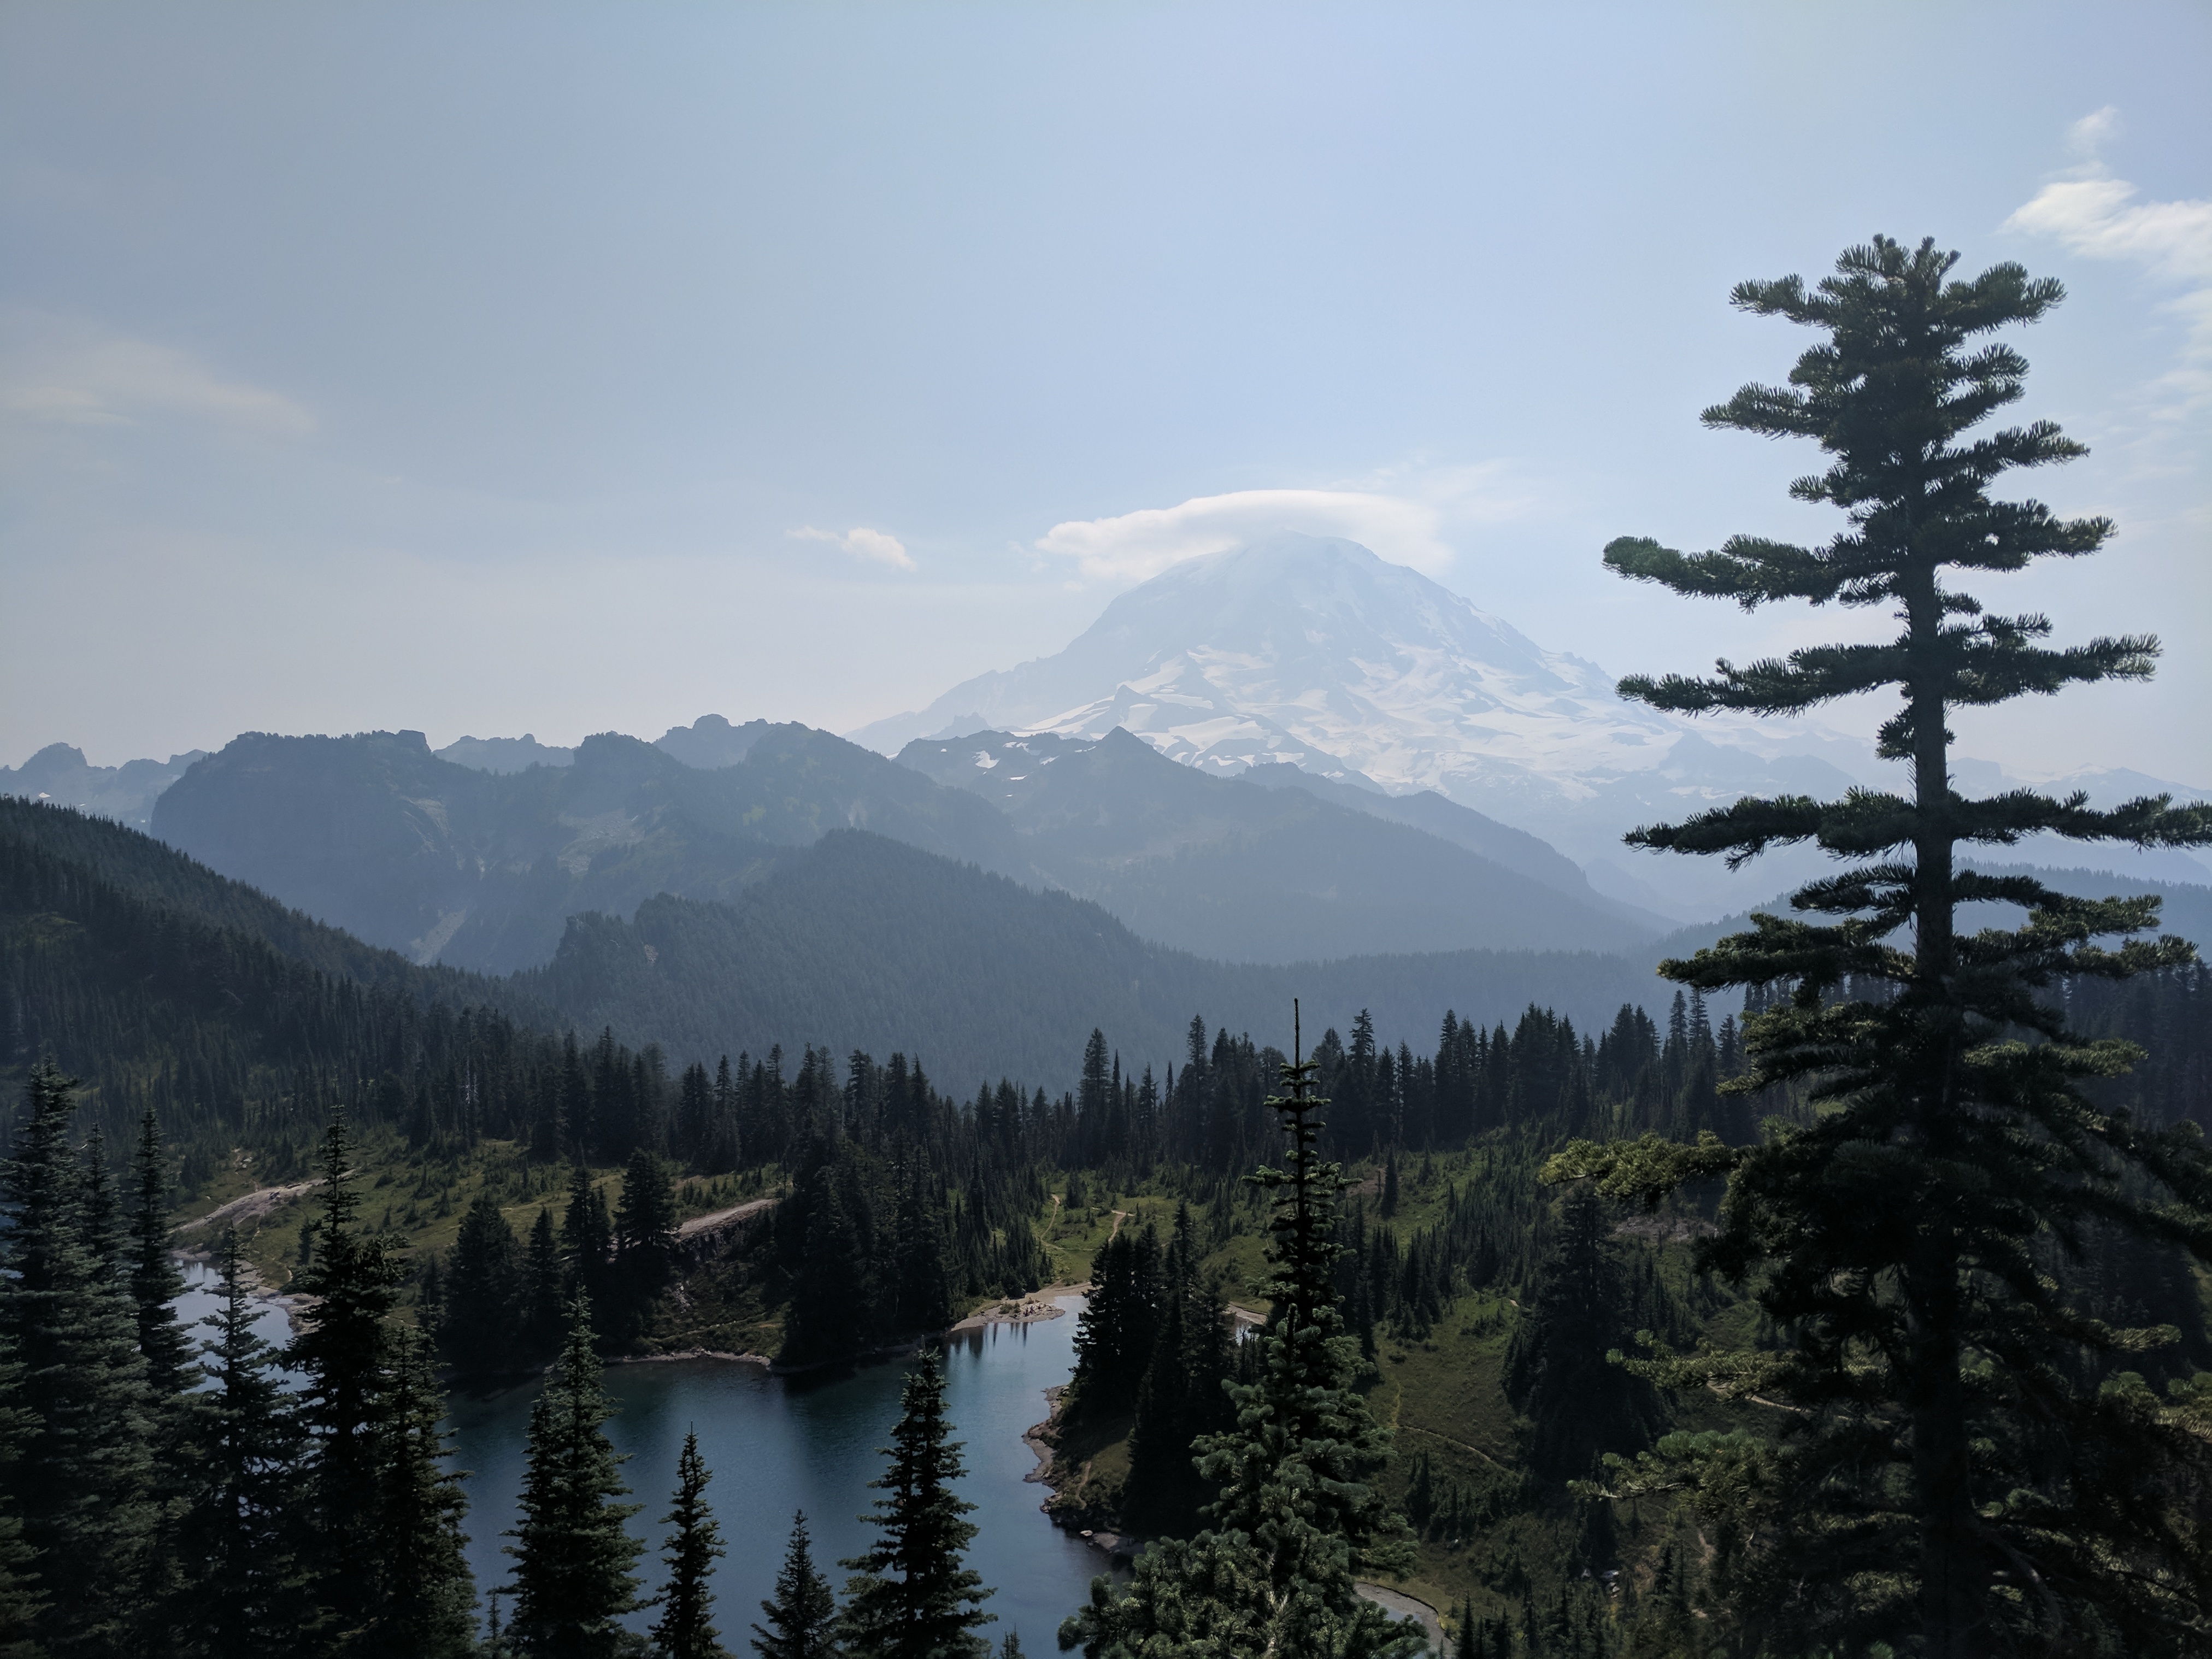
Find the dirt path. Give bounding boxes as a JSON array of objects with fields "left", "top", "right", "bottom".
[
  {"left": 677, "top": 1196, "right": 775, "bottom": 1237},
  {"left": 178, "top": 1180, "right": 316, "bottom": 1235},
  {"left": 1107, "top": 1208, "right": 1129, "bottom": 1242},
  {"left": 1394, "top": 1420, "right": 1512, "bottom": 1475}
]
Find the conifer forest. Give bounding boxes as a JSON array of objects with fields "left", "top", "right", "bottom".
[{"left": 7, "top": 218, "right": 2212, "bottom": 1659}]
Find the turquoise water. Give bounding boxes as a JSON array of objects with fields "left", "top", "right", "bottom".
[{"left": 446, "top": 1297, "right": 1111, "bottom": 1651}]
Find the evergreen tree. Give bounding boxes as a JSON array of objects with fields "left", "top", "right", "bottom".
[
  {"left": 1558, "top": 234, "right": 2212, "bottom": 1656},
  {"left": 127, "top": 1106, "right": 194, "bottom": 1395},
  {"left": 184, "top": 1226, "right": 304, "bottom": 1659},
  {"left": 650, "top": 1431, "right": 726, "bottom": 1659},
  {"left": 751, "top": 1511, "right": 837, "bottom": 1659},
  {"left": 891, "top": 1175, "right": 952, "bottom": 1335},
  {"left": 287, "top": 1108, "right": 404, "bottom": 1647},
  {"left": 0, "top": 1060, "right": 156, "bottom": 1656},
  {"left": 1503, "top": 1183, "right": 1661, "bottom": 1481},
  {"left": 367, "top": 1327, "right": 478, "bottom": 1658},
  {"left": 781, "top": 1170, "right": 867, "bottom": 1367},
  {"left": 0, "top": 1317, "right": 46, "bottom": 1658},
  {"left": 1122, "top": 1204, "right": 1234, "bottom": 1539},
  {"left": 505, "top": 1293, "right": 646, "bottom": 1658},
  {"left": 839, "top": 1348, "right": 993, "bottom": 1659},
  {"left": 614, "top": 1148, "right": 680, "bottom": 1343},
  {"left": 443, "top": 1192, "right": 522, "bottom": 1376},
  {"left": 1062, "top": 1007, "right": 1419, "bottom": 1659},
  {"left": 563, "top": 1158, "right": 615, "bottom": 1321},
  {"left": 125, "top": 1105, "right": 198, "bottom": 1645},
  {"left": 525, "top": 1205, "right": 568, "bottom": 1358}
]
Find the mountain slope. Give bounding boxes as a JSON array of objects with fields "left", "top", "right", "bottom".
[
  {"left": 151, "top": 725, "right": 1022, "bottom": 972},
  {"left": 523, "top": 828, "right": 1665, "bottom": 1090},
  {"left": 846, "top": 532, "right": 1875, "bottom": 869},
  {"left": 896, "top": 727, "right": 1658, "bottom": 961},
  {"left": 0, "top": 799, "right": 551, "bottom": 1155}
]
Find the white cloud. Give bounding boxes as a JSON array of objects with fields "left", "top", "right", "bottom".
[
  {"left": 1034, "top": 488, "right": 1451, "bottom": 584},
  {"left": 0, "top": 314, "right": 314, "bottom": 437},
  {"left": 2066, "top": 105, "right": 2118, "bottom": 157},
  {"left": 2005, "top": 119, "right": 2212, "bottom": 412},
  {"left": 1033, "top": 463, "right": 1535, "bottom": 584},
  {"left": 790, "top": 524, "right": 915, "bottom": 570}
]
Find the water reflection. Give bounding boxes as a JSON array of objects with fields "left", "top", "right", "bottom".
[
  {"left": 446, "top": 1296, "right": 1113, "bottom": 1649},
  {"left": 168, "top": 1267, "right": 1109, "bottom": 1647}
]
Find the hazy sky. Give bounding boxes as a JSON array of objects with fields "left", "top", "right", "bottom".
[{"left": 4, "top": 3, "right": 2207, "bottom": 785}]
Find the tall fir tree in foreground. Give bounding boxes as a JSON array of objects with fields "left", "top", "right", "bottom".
[
  {"left": 505, "top": 1293, "right": 646, "bottom": 1658},
  {"left": 287, "top": 1108, "right": 405, "bottom": 1649},
  {"left": 0, "top": 1060, "right": 156, "bottom": 1657},
  {"left": 368, "top": 1327, "right": 478, "bottom": 1658},
  {"left": 753, "top": 1511, "right": 838, "bottom": 1659},
  {"left": 1062, "top": 1006, "right": 1419, "bottom": 1659},
  {"left": 650, "top": 1430, "right": 727, "bottom": 1659},
  {"left": 128, "top": 1105, "right": 199, "bottom": 1643},
  {"left": 840, "top": 1348, "right": 994, "bottom": 1659},
  {"left": 0, "top": 1315, "right": 41, "bottom": 1659},
  {"left": 184, "top": 1226, "right": 305, "bottom": 1659},
  {"left": 1555, "top": 234, "right": 2212, "bottom": 1656},
  {"left": 128, "top": 1106, "right": 195, "bottom": 1396}
]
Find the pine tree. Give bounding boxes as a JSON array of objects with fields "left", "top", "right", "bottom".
[
  {"left": 751, "top": 1511, "right": 837, "bottom": 1659},
  {"left": 563, "top": 1158, "right": 615, "bottom": 1321},
  {"left": 0, "top": 1060, "right": 156, "bottom": 1655},
  {"left": 781, "top": 1171, "right": 866, "bottom": 1366},
  {"left": 505, "top": 1293, "right": 646, "bottom": 1658},
  {"left": 287, "top": 1107, "right": 404, "bottom": 1646},
  {"left": 613, "top": 1148, "right": 680, "bottom": 1344},
  {"left": 525, "top": 1205, "right": 567, "bottom": 1358},
  {"left": 650, "top": 1431, "right": 726, "bottom": 1659},
  {"left": 1503, "top": 1183, "right": 1661, "bottom": 1481},
  {"left": 443, "top": 1191, "right": 522, "bottom": 1376},
  {"left": 839, "top": 1348, "right": 993, "bottom": 1659},
  {"left": 0, "top": 1316, "right": 46, "bottom": 1658},
  {"left": 1122, "top": 1204, "right": 1233, "bottom": 1538},
  {"left": 123, "top": 1104, "right": 199, "bottom": 1645},
  {"left": 367, "top": 1327, "right": 478, "bottom": 1658},
  {"left": 1557, "top": 234, "right": 2212, "bottom": 1656},
  {"left": 891, "top": 1175, "right": 952, "bottom": 1335},
  {"left": 127, "top": 1107, "right": 194, "bottom": 1396},
  {"left": 1062, "top": 1007, "right": 1419, "bottom": 1659},
  {"left": 184, "top": 1226, "right": 305, "bottom": 1659}
]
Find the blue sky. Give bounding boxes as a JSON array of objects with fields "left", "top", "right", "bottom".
[{"left": 3, "top": 2, "right": 2206, "bottom": 785}]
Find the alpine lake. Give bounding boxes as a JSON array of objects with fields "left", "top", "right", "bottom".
[{"left": 173, "top": 1268, "right": 1111, "bottom": 1651}]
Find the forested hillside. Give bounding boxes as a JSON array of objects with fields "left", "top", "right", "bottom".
[{"left": 522, "top": 828, "right": 1670, "bottom": 1087}]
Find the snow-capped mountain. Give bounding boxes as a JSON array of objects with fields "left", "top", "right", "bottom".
[{"left": 850, "top": 533, "right": 1892, "bottom": 909}]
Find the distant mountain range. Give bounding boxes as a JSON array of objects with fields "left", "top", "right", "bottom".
[
  {"left": 150, "top": 722, "right": 1015, "bottom": 974},
  {"left": 142, "top": 710, "right": 1670, "bottom": 973},
  {"left": 0, "top": 743, "right": 208, "bottom": 831},
  {"left": 3, "top": 795, "right": 1666, "bottom": 1099},
  {"left": 8, "top": 536, "right": 2206, "bottom": 966}
]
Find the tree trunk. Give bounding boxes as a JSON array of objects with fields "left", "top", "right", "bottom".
[{"left": 1906, "top": 558, "right": 1985, "bottom": 1656}]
